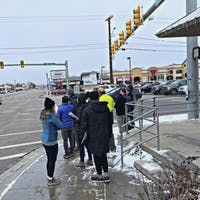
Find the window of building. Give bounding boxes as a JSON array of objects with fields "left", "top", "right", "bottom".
[
  {"left": 176, "top": 69, "right": 182, "bottom": 74},
  {"left": 158, "top": 74, "right": 164, "bottom": 80},
  {"left": 169, "top": 70, "right": 173, "bottom": 74}
]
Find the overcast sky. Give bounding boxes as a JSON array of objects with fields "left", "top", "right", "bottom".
[{"left": 0, "top": 0, "right": 199, "bottom": 84}]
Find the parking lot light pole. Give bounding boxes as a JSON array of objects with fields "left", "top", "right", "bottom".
[
  {"left": 127, "top": 57, "right": 132, "bottom": 85},
  {"left": 65, "top": 60, "right": 69, "bottom": 94},
  {"left": 101, "top": 66, "right": 105, "bottom": 84}
]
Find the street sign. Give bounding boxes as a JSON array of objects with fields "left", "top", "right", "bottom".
[
  {"left": 50, "top": 70, "right": 66, "bottom": 79},
  {"left": 193, "top": 46, "right": 200, "bottom": 59},
  {"left": 43, "top": 63, "right": 56, "bottom": 66}
]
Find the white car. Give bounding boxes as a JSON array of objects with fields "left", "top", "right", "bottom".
[
  {"left": 96, "top": 85, "right": 115, "bottom": 93},
  {"left": 178, "top": 85, "right": 188, "bottom": 95}
]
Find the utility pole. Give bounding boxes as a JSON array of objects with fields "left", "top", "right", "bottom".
[
  {"left": 105, "top": 16, "right": 114, "bottom": 84},
  {"left": 186, "top": 0, "right": 199, "bottom": 119},
  {"left": 127, "top": 57, "right": 132, "bottom": 85},
  {"left": 65, "top": 60, "right": 69, "bottom": 94}
]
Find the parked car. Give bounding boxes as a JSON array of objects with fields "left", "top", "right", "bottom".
[
  {"left": 178, "top": 85, "right": 188, "bottom": 95},
  {"left": 51, "top": 88, "right": 67, "bottom": 95},
  {"left": 96, "top": 85, "right": 115, "bottom": 93},
  {"left": 152, "top": 80, "right": 175, "bottom": 95},
  {"left": 161, "top": 79, "right": 187, "bottom": 95},
  {"left": 179, "top": 82, "right": 200, "bottom": 96},
  {"left": 141, "top": 82, "right": 161, "bottom": 93}
]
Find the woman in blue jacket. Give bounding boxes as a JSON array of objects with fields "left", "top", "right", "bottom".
[{"left": 40, "top": 97, "right": 63, "bottom": 186}]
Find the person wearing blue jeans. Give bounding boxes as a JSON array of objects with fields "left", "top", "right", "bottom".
[{"left": 57, "top": 95, "right": 78, "bottom": 159}]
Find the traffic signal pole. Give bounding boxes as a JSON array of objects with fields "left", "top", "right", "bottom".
[
  {"left": 125, "top": 0, "right": 166, "bottom": 41},
  {"left": 186, "top": 0, "right": 199, "bottom": 119}
]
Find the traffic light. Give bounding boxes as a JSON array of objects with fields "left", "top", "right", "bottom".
[
  {"left": 119, "top": 31, "right": 125, "bottom": 45},
  {"left": 126, "top": 20, "right": 132, "bottom": 36},
  {"left": 111, "top": 45, "right": 115, "bottom": 55},
  {"left": 0, "top": 61, "right": 4, "bottom": 69},
  {"left": 133, "top": 6, "right": 141, "bottom": 25},
  {"left": 20, "top": 60, "right": 24, "bottom": 68},
  {"left": 114, "top": 39, "right": 119, "bottom": 50}
]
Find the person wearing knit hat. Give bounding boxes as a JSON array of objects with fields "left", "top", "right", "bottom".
[
  {"left": 78, "top": 93, "right": 88, "bottom": 103},
  {"left": 79, "top": 90, "right": 110, "bottom": 182},
  {"left": 75, "top": 92, "right": 93, "bottom": 168},
  {"left": 40, "top": 97, "right": 63, "bottom": 186},
  {"left": 44, "top": 97, "right": 55, "bottom": 110}
]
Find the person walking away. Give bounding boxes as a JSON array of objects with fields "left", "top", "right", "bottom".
[
  {"left": 68, "top": 87, "right": 79, "bottom": 151},
  {"left": 57, "top": 95, "right": 78, "bottom": 159},
  {"left": 75, "top": 92, "right": 93, "bottom": 168},
  {"left": 98, "top": 87, "right": 116, "bottom": 152},
  {"left": 114, "top": 89, "right": 127, "bottom": 141},
  {"left": 126, "top": 87, "right": 136, "bottom": 130},
  {"left": 80, "top": 91, "right": 110, "bottom": 183},
  {"left": 40, "top": 97, "right": 63, "bottom": 186}
]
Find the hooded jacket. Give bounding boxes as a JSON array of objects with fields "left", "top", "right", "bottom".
[
  {"left": 80, "top": 101, "right": 110, "bottom": 156},
  {"left": 40, "top": 111, "right": 63, "bottom": 143},
  {"left": 57, "top": 103, "right": 74, "bottom": 128}
]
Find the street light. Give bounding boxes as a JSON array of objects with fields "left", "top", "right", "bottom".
[
  {"left": 127, "top": 57, "right": 132, "bottom": 85},
  {"left": 101, "top": 66, "right": 105, "bottom": 84}
]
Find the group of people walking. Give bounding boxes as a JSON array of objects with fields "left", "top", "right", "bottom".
[{"left": 40, "top": 86, "right": 135, "bottom": 186}]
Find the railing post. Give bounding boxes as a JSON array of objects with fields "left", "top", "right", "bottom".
[
  {"left": 120, "top": 130, "right": 124, "bottom": 168},
  {"left": 156, "top": 108, "right": 160, "bottom": 151},
  {"left": 139, "top": 100, "right": 144, "bottom": 142},
  {"left": 153, "top": 97, "right": 156, "bottom": 121}
]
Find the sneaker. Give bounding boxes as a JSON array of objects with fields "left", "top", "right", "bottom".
[
  {"left": 91, "top": 174, "right": 104, "bottom": 183},
  {"left": 103, "top": 173, "right": 110, "bottom": 183},
  {"left": 75, "top": 161, "right": 85, "bottom": 168},
  {"left": 63, "top": 154, "right": 70, "bottom": 159},
  {"left": 85, "top": 159, "right": 93, "bottom": 166},
  {"left": 47, "top": 177, "right": 61, "bottom": 186},
  {"left": 69, "top": 153, "right": 74, "bottom": 157}
]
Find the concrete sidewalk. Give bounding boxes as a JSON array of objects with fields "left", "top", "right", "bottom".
[
  {"left": 0, "top": 119, "right": 200, "bottom": 200},
  {"left": 0, "top": 146, "right": 139, "bottom": 200}
]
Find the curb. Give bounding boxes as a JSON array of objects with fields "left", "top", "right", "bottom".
[{"left": 0, "top": 146, "right": 44, "bottom": 199}]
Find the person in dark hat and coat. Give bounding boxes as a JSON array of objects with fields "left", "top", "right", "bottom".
[
  {"left": 40, "top": 97, "right": 63, "bottom": 186},
  {"left": 80, "top": 91, "right": 110, "bottom": 183},
  {"left": 75, "top": 92, "right": 93, "bottom": 168}
]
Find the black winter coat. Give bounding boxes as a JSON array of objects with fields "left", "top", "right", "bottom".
[
  {"left": 77, "top": 102, "right": 88, "bottom": 138},
  {"left": 114, "top": 94, "right": 126, "bottom": 116},
  {"left": 80, "top": 101, "right": 110, "bottom": 156}
]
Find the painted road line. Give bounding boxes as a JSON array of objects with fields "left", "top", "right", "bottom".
[
  {"left": 0, "top": 141, "right": 41, "bottom": 150},
  {"left": 0, "top": 153, "right": 28, "bottom": 161},
  {"left": 0, "top": 130, "right": 41, "bottom": 137}
]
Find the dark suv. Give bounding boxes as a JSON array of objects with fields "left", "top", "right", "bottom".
[
  {"left": 141, "top": 82, "right": 160, "bottom": 93},
  {"left": 152, "top": 80, "right": 174, "bottom": 95},
  {"left": 161, "top": 79, "right": 187, "bottom": 95}
]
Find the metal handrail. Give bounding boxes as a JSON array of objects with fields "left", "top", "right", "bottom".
[{"left": 120, "top": 101, "right": 160, "bottom": 168}]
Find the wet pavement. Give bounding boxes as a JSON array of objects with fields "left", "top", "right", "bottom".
[
  {"left": 1, "top": 148, "right": 139, "bottom": 200},
  {"left": 0, "top": 118, "right": 200, "bottom": 200}
]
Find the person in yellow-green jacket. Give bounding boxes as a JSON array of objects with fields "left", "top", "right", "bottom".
[{"left": 98, "top": 87, "right": 116, "bottom": 152}]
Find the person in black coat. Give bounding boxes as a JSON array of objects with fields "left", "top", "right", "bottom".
[
  {"left": 80, "top": 91, "right": 110, "bottom": 183},
  {"left": 75, "top": 93, "right": 93, "bottom": 168},
  {"left": 114, "top": 88, "right": 127, "bottom": 134}
]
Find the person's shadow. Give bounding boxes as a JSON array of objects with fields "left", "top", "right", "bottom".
[{"left": 48, "top": 186, "right": 58, "bottom": 200}]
